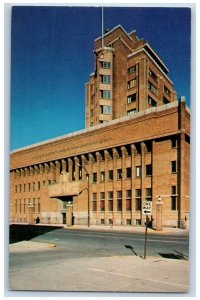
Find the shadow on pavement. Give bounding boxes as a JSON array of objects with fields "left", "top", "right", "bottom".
[
  {"left": 9, "top": 224, "right": 63, "bottom": 244},
  {"left": 158, "top": 250, "right": 188, "bottom": 260},
  {"left": 124, "top": 245, "right": 138, "bottom": 256}
]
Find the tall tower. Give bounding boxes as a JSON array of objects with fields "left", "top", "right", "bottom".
[{"left": 85, "top": 25, "right": 177, "bottom": 128}]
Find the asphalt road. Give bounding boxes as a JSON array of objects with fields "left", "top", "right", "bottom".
[
  {"left": 34, "top": 228, "right": 189, "bottom": 257},
  {"left": 9, "top": 227, "right": 189, "bottom": 293}
]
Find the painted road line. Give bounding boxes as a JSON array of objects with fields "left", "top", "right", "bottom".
[{"left": 88, "top": 268, "right": 188, "bottom": 288}]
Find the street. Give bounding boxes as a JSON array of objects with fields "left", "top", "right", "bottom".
[{"left": 9, "top": 225, "right": 189, "bottom": 293}]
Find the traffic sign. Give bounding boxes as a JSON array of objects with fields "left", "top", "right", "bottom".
[{"left": 142, "top": 200, "right": 152, "bottom": 215}]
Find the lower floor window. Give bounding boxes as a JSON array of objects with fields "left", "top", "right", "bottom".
[
  {"left": 136, "top": 219, "right": 141, "bottom": 225},
  {"left": 117, "top": 199, "right": 122, "bottom": 211},
  {"left": 126, "top": 219, "right": 131, "bottom": 225},
  {"left": 93, "top": 201, "right": 97, "bottom": 211},
  {"left": 171, "top": 196, "right": 177, "bottom": 210}
]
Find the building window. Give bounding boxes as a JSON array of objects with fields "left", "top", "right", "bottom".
[
  {"left": 100, "top": 105, "right": 112, "bottom": 115},
  {"left": 164, "top": 85, "right": 171, "bottom": 96},
  {"left": 117, "top": 169, "right": 122, "bottom": 180},
  {"left": 19, "top": 184, "right": 21, "bottom": 193},
  {"left": 126, "top": 219, "right": 131, "bottom": 225},
  {"left": 148, "top": 96, "right": 157, "bottom": 107},
  {"left": 100, "top": 171, "right": 105, "bottom": 182},
  {"left": 127, "top": 93, "right": 136, "bottom": 104},
  {"left": 146, "top": 188, "right": 152, "bottom": 201},
  {"left": 93, "top": 173, "right": 97, "bottom": 183},
  {"left": 100, "top": 75, "right": 111, "bottom": 84},
  {"left": 100, "top": 61, "right": 111, "bottom": 69},
  {"left": 136, "top": 166, "right": 141, "bottom": 178},
  {"left": 126, "top": 190, "right": 132, "bottom": 211},
  {"left": 146, "top": 142, "right": 152, "bottom": 153},
  {"left": 33, "top": 198, "right": 35, "bottom": 213},
  {"left": 135, "top": 189, "right": 141, "bottom": 211},
  {"left": 171, "top": 186, "right": 177, "bottom": 210},
  {"left": 108, "top": 191, "right": 113, "bottom": 211},
  {"left": 108, "top": 170, "right": 113, "bottom": 181},
  {"left": 171, "top": 137, "right": 178, "bottom": 148},
  {"left": 38, "top": 198, "right": 41, "bottom": 213},
  {"left": 117, "top": 191, "right": 122, "bottom": 211},
  {"left": 33, "top": 182, "right": 35, "bottom": 191},
  {"left": 101, "top": 219, "right": 105, "bottom": 224},
  {"left": 148, "top": 69, "right": 157, "bottom": 81},
  {"left": 127, "top": 65, "right": 136, "bottom": 75},
  {"left": 100, "top": 192, "right": 105, "bottom": 211},
  {"left": 127, "top": 109, "right": 136, "bottom": 116},
  {"left": 15, "top": 200, "right": 17, "bottom": 213},
  {"left": 101, "top": 90, "right": 111, "bottom": 99},
  {"left": 136, "top": 219, "right": 141, "bottom": 225},
  {"left": 163, "top": 97, "right": 170, "bottom": 104},
  {"left": 146, "top": 164, "right": 152, "bottom": 176},
  {"left": 93, "top": 193, "right": 97, "bottom": 211},
  {"left": 148, "top": 81, "right": 157, "bottom": 95},
  {"left": 48, "top": 180, "right": 51, "bottom": 185},
  {"left": 126, "top": 167, "right": 131, "bottom": 178},
  {"left": 135, "top": 144, "right": 141, "bottom": 154},
  {"left": 127, "top": 79, "right": 136, "bottom": 89},
  {"left": 43, "top": 180, "right": 45, "bottom": 186},
  {"left": 28, "top": 183, "right": 31, "bottom": 191},
  {"left": 19, "top": 199, "right": 21, "bottom": 213},
  {"left": 171, "top": 161, "right": 177, "bottom": 173},
  {"left": 24, "top": 199, "right": 26, "bottom": 213}
]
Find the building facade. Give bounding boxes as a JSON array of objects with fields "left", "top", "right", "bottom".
[{"left": 10, "top": 26, "right": 190, "bottom": 229}]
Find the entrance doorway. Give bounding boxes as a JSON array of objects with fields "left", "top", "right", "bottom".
[{"left": 62, "top": 213, "right": 66, "bottom": 224}]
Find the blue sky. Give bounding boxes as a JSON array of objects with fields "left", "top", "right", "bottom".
[{"left": 10, "top": 6, "right": 191, "bottom": 150}]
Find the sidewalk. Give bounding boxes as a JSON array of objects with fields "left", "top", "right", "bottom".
[
  {"left": 63, "top": 224, "right": 188, "bottom": 234},
  {"left": 9, "top": 241, "right": 189, "bottom": 293}
]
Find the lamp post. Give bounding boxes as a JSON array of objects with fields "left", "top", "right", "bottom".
[
  {"left": 76, "top": 163, "right": 90, "bottom": 227},
  {"left": 156, "top": 195, "right": 163, "bottom": 231}
]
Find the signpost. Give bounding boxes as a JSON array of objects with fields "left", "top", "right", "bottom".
[{"left": 142, "top": 200, "right": 152, "bottom": 259}]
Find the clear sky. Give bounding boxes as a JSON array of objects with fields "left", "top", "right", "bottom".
[{"left": 10, "top": 6, "right": 191, "bottom": 151}]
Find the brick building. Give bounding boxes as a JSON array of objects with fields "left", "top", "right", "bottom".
[{"left": 10, "top": 25, "right": 190, "bottom": 229}]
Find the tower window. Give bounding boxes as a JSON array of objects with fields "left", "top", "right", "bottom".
[
  {"left": 171, "top": 161, "right": 177, "bottom": 173},
  {"left": 100, "top": 90, "right": 111, "bottom": 99},
  {"left": 100, "top": 75, "right": 111, "bottom": 84},
  {"left": 163, "top": 97, "right": 170, "bottom": 104},
  {"left": 127, "top": 66, "right": 136, "bottom": 74},
  {"left": 164, "top": 85, "right": 171, "bottom": 96},
  {"left": 127, "top": 109, "right": 136, "bottom": 116},
  {"left": 127, "top": 79, "right": 136, "bottom": 89},
  {"left": 148, "top": 69, "right": 157, "bottom": 81},
  {"left": 127, "top": 93, "right": 136, "bottom": 104},
  {"left": 100, "top": 105, "right": 112, "bottom": 115},
  {"left": 148, "top": 96, "right": 157, "bottom": 107},
  {"left": 148, "top": 81, "right": 157, "bottom": 95},
  {"left": 100, "top": 61, "right": 111, "bottom": 69}
]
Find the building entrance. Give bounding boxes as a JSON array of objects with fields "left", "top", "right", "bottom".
[{"left": 62, "top": 213, "right": 66, "bottom": 224}]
